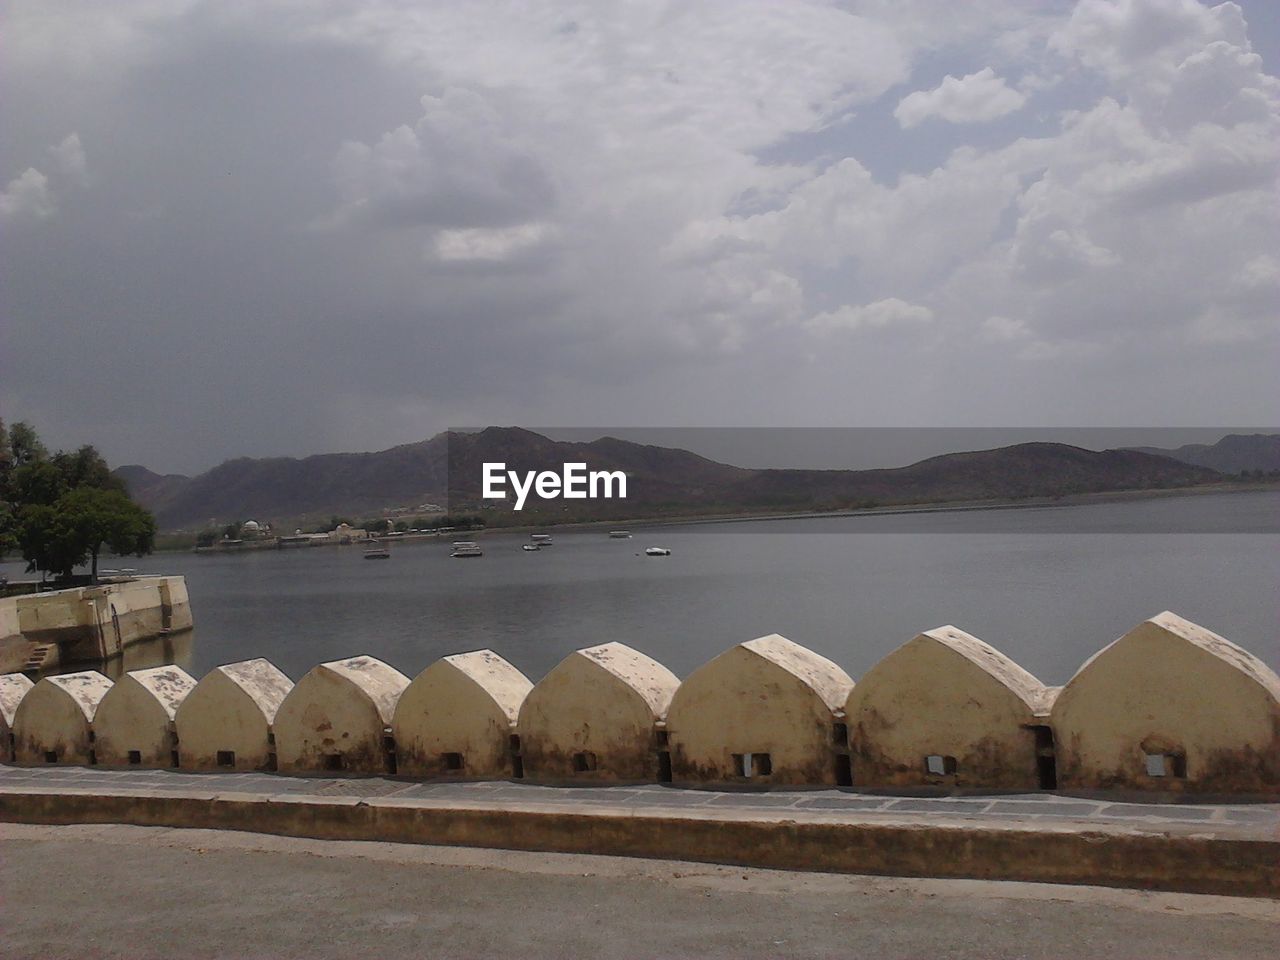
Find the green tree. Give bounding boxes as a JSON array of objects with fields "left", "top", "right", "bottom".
[{"left": 18, "top": 487, "right": 156, "bottom": 582}]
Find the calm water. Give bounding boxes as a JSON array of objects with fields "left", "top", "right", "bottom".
[{"left": 4, "top": 491, "right": 1277, "bottom": 685}]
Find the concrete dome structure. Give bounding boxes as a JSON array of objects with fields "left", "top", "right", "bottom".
[
  {"left": 94, "top": 665, "right": 197, "bottom": 768},
  {"left": 667, "top": 634, "right": 854, "bottom": 785},
  {"left": 176, "top": 658, "right": 294, "bottom": 772},
  {"left": 0, "top": 673, "right": 35, "bottom": 762},
  {"left": 393, "top": 650, "right": 532, "bottom": 779},
  {"left": 274, "top": 655, "right": 409, "bottom": 774},
  {"left": 1052, "top": 612, "right": 1280, "bottom": 794},
  {"left": 518, "top": 642, "right": 678, "bottom": 783},
  {"left": 844, "top": 626, "right": 1050, "bottom": 789},
  {"left": 12, "top": 671, "right": 113, "bottom": 765}
]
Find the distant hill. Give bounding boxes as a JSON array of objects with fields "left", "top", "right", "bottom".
[
  {"left": 1129, "top": 433, "right": 1280, "bottom": 474},
  {"left": 115, "top": 427, "right": 1224, "bottom": 531}
]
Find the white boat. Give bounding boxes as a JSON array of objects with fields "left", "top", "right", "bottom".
[
  {"left": 644, "top": 546, "right": 671, "bottom": 556},
  {"left": 530, "top": 534, "right": 554, "bottom": 546},
  {"left": 608, "top": 530, "right": 632, "bottom": 539},
  {"left": 363, "top": 545, "right": 391, "bottom": 560},
  {"left": 451, "top": 541, "right": 483, "bottom": 558},
  {"left": 521, "top": 543, "right": 540, "bottom": 552}
]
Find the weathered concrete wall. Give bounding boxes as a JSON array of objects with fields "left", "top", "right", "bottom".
[
  {"left": 844, "top": 626, "right": 1050, "bottom": 790},
  {"left": 274, "top": 656, "right": 408, "bottom": 775},
  {"left": 1053, "top": 612, "right": 1280, "bottom": 794},
  {"left": 0, "top": 577, "right": 194, "bottom": 671},
  {"left": 0, "top": 674, "right": 35, "bottom": 762},
  {"left": 393, "top": 650, "right": 531, "bottom": 779},
  {"left": 518, "top": 643, "right": 679, "bottom": 783},
  {"left": 176, "top": 658, "right": 294, "bottom": 772},
  {"left": 94, "top": 665, "right": 197, "bottom": 768},
  {"left": 0, "top": 603, "right": 25, "bottom": 674},
  {"left": 667, "top": 634, "right": 854, "bottom": 785},
  {"left": 12, "top": 671, "right": 113, "bottom": 765},
  {"left": 157, "top": 577, "right": 193, "bottom": 633}
]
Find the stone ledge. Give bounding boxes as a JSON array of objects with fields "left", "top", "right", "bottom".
[{"left": 0, "top": 782, "right": 1275, "bottom": 899}]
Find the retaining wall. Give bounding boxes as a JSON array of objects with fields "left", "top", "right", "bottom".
[
  {"left": 1, "top": 611, "right": 1276, "bottom": 795},
  {"left": 0, "top": 577, "right": 193, "bottom": 673}
]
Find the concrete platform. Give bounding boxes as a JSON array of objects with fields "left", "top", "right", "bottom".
[{"left": 1, "top": 766, "right": 1276, "bottom": 898}]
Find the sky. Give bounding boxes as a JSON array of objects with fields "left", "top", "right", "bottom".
[{"left": 2, "top": 0, "right": 1277, "bottom": 475}]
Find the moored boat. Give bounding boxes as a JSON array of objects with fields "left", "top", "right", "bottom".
[
  {"left": 451, "top": 541, "right": 483, "bottom": 558},
  {"left": 644, "top": 546, "right": 671, "bottom": 556}
]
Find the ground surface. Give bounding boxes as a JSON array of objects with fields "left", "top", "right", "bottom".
[{"left": 2, "top": 823, "right": 1277, "bottom": 960}]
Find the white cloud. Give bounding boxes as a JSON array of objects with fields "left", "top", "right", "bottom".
[
  {"left": 2, "top": 0, "right": 1278, "bottom": 467},
  {"left": 0, "top": 168, "right": 54, "bottom": 222},
  {"left": 432, "top": 223, "right": 551, "bottom": 263},
  {"left": 806, "top": 298, "right": 934, "bottom": 334},
  {"left": 981, "top": 315, "right": 1031, "bottom": 341},
  {"left": 48, "top": 132, "right": 88, "bottom": 186},
  {"left": 895, "top": 67, "right": 1027, "bottom": 127}
]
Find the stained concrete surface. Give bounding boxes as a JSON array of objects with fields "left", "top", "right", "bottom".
[{"left": 1, "top": 823, "right": 1276, "bottom": 960}]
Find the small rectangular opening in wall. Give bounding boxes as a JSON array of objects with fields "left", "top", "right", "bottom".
[
  {"left": 733, "top": 752, "right": 772, "bottom": 778},
  {"left": 442, "top": 752, "right": 464, "bottom": 771},
  {"left": 511, "top": 754, "right": 524, "bottom": 779},
  {"left": 658, "top": 750, "right": 672, "bottom": 783},
  {"left": 216, "top": 750, "right": 236, "bottom": 768},
  {"left": 383, "top": 734, "right": 396, "bottom": 753},
  {"left": 655, "top": 730, "right": 669, "bottom": 747},
  {"left": 1145, "top": 752, "right": 1187, "bottom": 778},
  {"left": 323, "top": 753, "right": 344, "bottom": 772},
  {"left": 267, "top": 753, "right": 278, "bottom": 772},
  {"left": 835, "top": 753, "right": 853, "bottom": 787},
  {"left": 127, "top": 750, "right": 142, "bottom": 765},
  {"left": 170, "top": 750, "right": 180, "bottom": 768},
  {"left": 43, "top": 751, "right": 58, "bottom": 764},
  {"left": 509, "top": 733, "right": 521, "bottom": 752},
  {"left": 572, "top": 751, "right": 597, "bottom": 773},
  {"left": 832, "top": 722, "right": 848, "bottom": 746},
  {"left": 267, "top": 731, "right": 276, "bottom": 746},
  {"left": 924, "top": 754, "right": 957, "bottom": 776}
]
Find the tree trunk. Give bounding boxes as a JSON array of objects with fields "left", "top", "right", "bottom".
[{"left": 90, "top": 547, "right": 99, "bottom": 584}]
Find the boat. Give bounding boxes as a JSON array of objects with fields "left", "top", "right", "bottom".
[
  {"left": 530, "top": 534, "right": 554, "bottom": 546},
  {"left": 644, "top": 546, "right": 671, "bottom": 556},
  {"left": 451, "top": 541, "right": 483, "bottom": 558},
  {"left": 608, "top": 531, "right": 632, "bottom": 539},
  {"left": 521, "top": 543, "right": 540, "bottom": 552},
  {"left": 363, "top": 544, "right": 391, "bottom": 560}
]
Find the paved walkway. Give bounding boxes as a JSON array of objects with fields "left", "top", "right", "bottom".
[
  {"left": 1, "top": 764, "right": 1276, "bottom": 831},
  {"left": 3, "top": 765, "right": 1278, "bottom": 897}
]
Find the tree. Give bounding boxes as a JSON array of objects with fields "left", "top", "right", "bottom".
[
  {"left": 18, "top": 487, "right": 156, "bottom": 582},
  {"left": 1, "top": 421, "right": 157, "bottom": 581}
]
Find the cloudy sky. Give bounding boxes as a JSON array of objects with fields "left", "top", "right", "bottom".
[{"left": 2, "top": 0, "right": 1277, "bottom": 474}]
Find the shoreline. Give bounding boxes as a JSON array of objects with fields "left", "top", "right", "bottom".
[
  {"left": 459, "top": 479, "right": 1279, "bottom": 537},
  {"left": 152, "top": 479, "right": 1279, "bottom": 549}
]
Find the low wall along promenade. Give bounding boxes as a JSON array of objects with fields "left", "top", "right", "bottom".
[
  {"left": 0, "top": 577, "right": 193, "bottom": 675},
  {"left": 3, "top": 610, "right": 1277, "bottom": 797}
]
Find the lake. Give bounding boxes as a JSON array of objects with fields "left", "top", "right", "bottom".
[{"left": 4, "top": 490, "right": 1277, "bottom": 686}]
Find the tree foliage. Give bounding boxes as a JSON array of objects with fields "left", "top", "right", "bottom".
[{"left": 0, "top": 419, "right": 156, "bottom": 581}]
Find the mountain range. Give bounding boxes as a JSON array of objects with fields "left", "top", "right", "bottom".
[{"left": 110, "top": 428, "right": 1275, "bottom": 532}]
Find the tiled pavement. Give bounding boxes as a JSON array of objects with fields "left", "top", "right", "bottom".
[{"left": 3, "top": 764, "right": 1277, "bottom": 831}]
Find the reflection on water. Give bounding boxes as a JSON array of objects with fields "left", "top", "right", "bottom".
[{"left": 64, "top": 629, "right": 196, "bottom": 680}]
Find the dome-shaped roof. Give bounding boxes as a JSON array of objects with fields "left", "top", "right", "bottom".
[{"left": 242, "top": 520, "right": 261, "bottom": 530}]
